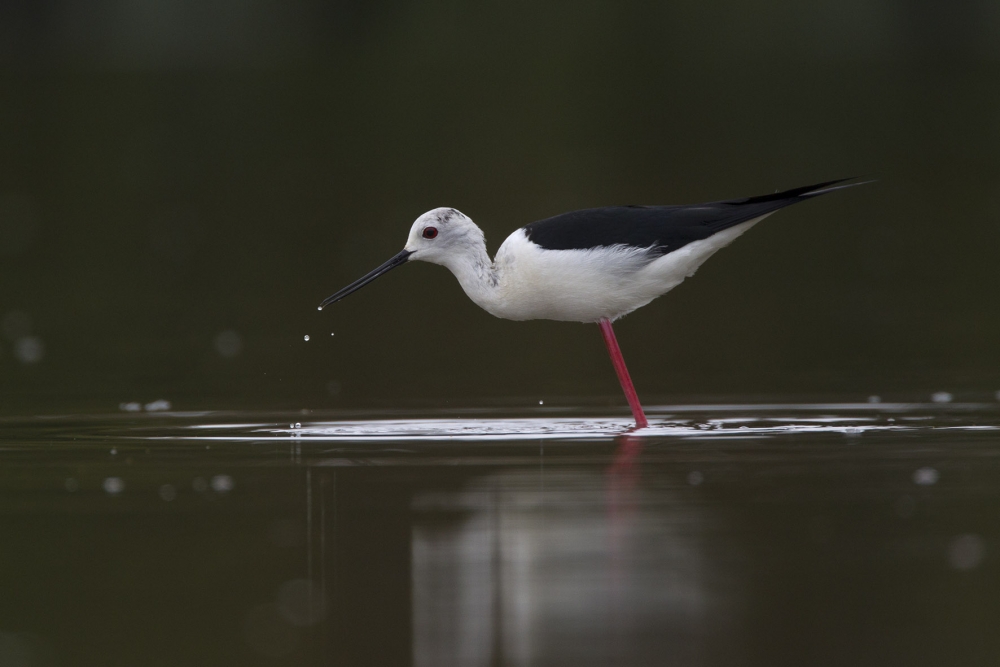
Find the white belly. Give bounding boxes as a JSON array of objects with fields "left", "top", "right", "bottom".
[{"left": 485, "top": 218, "right": 763, "bottom": 322}]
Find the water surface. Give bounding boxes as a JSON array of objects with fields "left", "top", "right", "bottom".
[{"left": 1, "top": 402, "right": 999, "bottom": 666}]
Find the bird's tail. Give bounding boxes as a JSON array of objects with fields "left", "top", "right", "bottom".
[
  {"left": 696, "top": 177, "right": 871, "bottom": 234},
  {"left": 743, "top": 177, "right": 875, "bottom": 204}
]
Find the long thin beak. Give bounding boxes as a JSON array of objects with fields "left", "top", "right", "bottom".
[{"left": 318, "top": 249, "right": 413, "bottom": 309}]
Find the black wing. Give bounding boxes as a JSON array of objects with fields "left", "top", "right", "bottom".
[{"left": 522, "top": 179, "right": 864, "bottom": 255}]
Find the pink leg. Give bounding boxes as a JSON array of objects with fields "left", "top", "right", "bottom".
[{"left": 598, "top": 319, "right": 649, "bottom": 429}]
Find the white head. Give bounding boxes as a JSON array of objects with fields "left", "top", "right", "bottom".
[
  {"left": 318, "top": 207, "right": 483, "bottom": 309},
  {"left": 403, "top": 207, "right": 483, "bottom": 267}
]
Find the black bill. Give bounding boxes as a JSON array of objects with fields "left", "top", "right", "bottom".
[{"left": 318, "top": 249, "right": 413, "bottom": 309}]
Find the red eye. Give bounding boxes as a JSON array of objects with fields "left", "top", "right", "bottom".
[{"left": 422, "top": 227, "right": 438, "bottom": 239}]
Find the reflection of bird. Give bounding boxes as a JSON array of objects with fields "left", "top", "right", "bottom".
[{"left": 320, "top": 179, "right": 867, "bottom": 428}]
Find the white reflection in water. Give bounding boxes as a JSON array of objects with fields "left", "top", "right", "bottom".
[
  {"left": 102, "top": 477, "right": 124, "bottom": 495},
  {"left": 411, "top": 468, "right": 717, "bottom": 666},
  {"left": 155, "top": 403, "right": 1000, "bottom": 444},
  {"left": 210, "top": 474, "right": 234, "bottom": 493},
  {"left": 205, "top": 419, "right": 919, "bottom": 442}
]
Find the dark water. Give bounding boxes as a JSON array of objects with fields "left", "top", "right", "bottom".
[
  {"left": 2, "top": 402, "right": 999, "bottom": 666},
  {"left": 2, "top": 2, "right": 1000, "bottom": 665}
]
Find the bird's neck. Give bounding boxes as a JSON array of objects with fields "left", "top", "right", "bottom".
[{"left": 442, "top": 242, "right": 501, "bottom": 314}]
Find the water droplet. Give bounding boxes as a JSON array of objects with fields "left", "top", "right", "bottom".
[
  {"left": 110, "top": 448, "right": 117, "bottom": 456},
  {"left": 913, "top": 467, "right": 939, "bottom": 485},
  {"left": 103, "top": 477, "right": 124, "bottom": 494},
  {"left": 303, "top": 335, "right": 310, "bottom": 342},
  {"left": 687, "top": 471, "right": 704, "bottom": 486},
  {"left": 931, "top": 391, "right": 952, "bottom": 403},
  {"left": 211, "top": 474, "right": 234, "bottom": 493},
  {"left": 317, "top": 306, "right": 323, "bottom": 311},
  {"left": 294, "top": 422, "right": 301, "bottom": 429},
  {"left": 144, "top": 399, "right": 171, "bottom": 411},
  {"left": 538, "top": 400, "right": 544, "bottom": 405},
  {"left": 330, "top": 332, "right": 335, "bottom": 336},
  {"left": 867, "top": 395, "right": 881, "bottom": 403}
]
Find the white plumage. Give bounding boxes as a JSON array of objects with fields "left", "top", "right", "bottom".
[
  {"left": 405, "top": 209, "right": 764, "bottom": 323},
  {"left": 319, "top": 180, "right": 864, "bottom": 429}
]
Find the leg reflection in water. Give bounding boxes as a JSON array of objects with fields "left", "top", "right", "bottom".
[{"left": 409, "top": 438, "right": 725, "bottom": 667}]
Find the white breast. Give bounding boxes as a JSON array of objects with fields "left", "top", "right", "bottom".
[{"left": 484, "top": 216, "right": 766, "bottom": 323}]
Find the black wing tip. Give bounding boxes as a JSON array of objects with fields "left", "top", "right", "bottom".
[
  {"left": 742, "top": 177, "right": 875, "bottom": 204},
  {"left": 799, "top": 176, "right": 876, "bottom": 198}
]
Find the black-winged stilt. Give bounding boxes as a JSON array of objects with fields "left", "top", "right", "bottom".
[{"left": 320, "top": 179, "right": 866, "bottom": 428}]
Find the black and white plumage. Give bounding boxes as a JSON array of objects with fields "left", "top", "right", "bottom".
[
  {"left": 319, "top": 178, "right": 866, "bottom": 428},
  {"left": 522, "top": 178, "right": 854, "bottom": 256},
  {"left": 321, "top": 178, "right": 863, "bottom": 322}
]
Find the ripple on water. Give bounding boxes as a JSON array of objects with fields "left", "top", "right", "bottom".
[
  {"left": 1, "top": 402, "right": 998, "bottom": 446},
  {"left": 163, "top": 402, "right": 1000, "bottom": 444}
]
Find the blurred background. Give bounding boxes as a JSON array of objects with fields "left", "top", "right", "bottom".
[
  {"left": 3, "top": 4, "right": 1000, "bottom": 666},
  {"left": 1, "top": 0, "right": 998, "bottom": 412}
]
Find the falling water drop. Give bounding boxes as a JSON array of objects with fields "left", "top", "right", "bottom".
[
  {"left": 304, "top": 335, "right": 310, "bottom": 342},
  {"left": 103, "top": 477, "right": 125, "bottom": 495},
  {"left": 913, "top": 467, "right": 939, "bottom": 485}
]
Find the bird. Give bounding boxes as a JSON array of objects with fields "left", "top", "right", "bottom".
[{"left": 319, "top": 178, "right": 867, "bottom": 428}]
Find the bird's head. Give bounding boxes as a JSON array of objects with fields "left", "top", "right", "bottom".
[
  {"left": 318, "top": 207, "right": 480, "bottom": 309},
  {"left": 403, "top": 207, "right": 482, "bottom": 266}
]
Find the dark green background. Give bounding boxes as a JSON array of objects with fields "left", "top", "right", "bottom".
[{"left": 2, "top": 1, "right": 998, "bottom": 411}]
